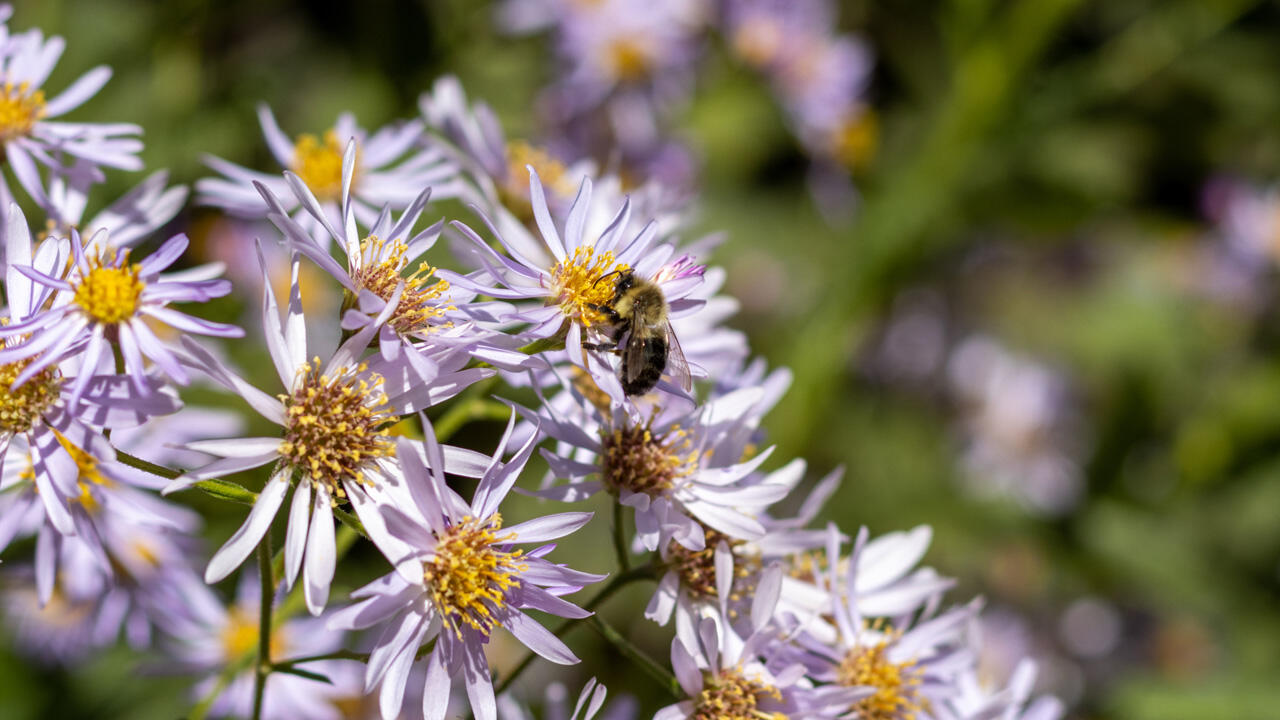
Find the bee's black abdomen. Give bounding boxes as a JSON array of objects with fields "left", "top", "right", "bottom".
[{"left": 622, "top": 335, "right": 668, "bottom": 395}]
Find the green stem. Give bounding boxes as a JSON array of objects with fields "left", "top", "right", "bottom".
[
  {"left": 585, "top": 614, "right": 681, "bottom": 699},
  {"left": 612, "top": 501, "right": 630, "bottom": 572},
  {"left": 494, "top": 563, "right": 658, "bottom": 695},
  {"left": 114, "top": 450, "right": 182, "bottom": 479},
  {"left": 251, "top": 534, "right": 274, "bottom": 720}
]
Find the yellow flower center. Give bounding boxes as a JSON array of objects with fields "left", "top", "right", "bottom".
[
  {"left": 692, "top": 666, "right": 786, "bottom": 720},
  {"left": 831, "top": 110, "right": 878, "bottom": 172},
  {"left": 502, "top": 141, "right": 574, "bottom": 223},
  {"left": 350, "top": 236, "right": 453, "bottom": 335},
  {"left": 836, "top": 639, "right": 925, "bottom": 720},
  {"left": 0, "top": 358, "right": 61, "bottom": 434},
  {"left": 550, "top": 245, "right": 628, "bottom": 327},
  {"left": 608, "top": 39, "right": 652, "bottom": 83},
  {"left": 601, "top": 416, "right": 695, "bottom": 498},
  {"left": 0, "top": 82, "right": 45, "bottom": 144},
  {"left": 278, "top": 359, "right": 396, "bottom": 498},
  {"left": 423, "top": 514, "right": 525, "bottom": 639},
  {"left": 221, "top": 607, "right": 288, "bottom": 662},
  {"left": 669, "top": 528, "right": 755, "bottom": 602},
  {"left": 292, "top": 129, "right": 351, "bottom": 202},
  {"left": 73, "top": 256, "right": 146, "bottom": 325}
]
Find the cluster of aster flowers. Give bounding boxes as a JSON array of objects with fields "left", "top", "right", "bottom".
[
  {"left": 494, "top": 0, "right": 874, "bottom": 216},
  {"left": 0, "top": 6, "right": 1062, "bottom": 720}
]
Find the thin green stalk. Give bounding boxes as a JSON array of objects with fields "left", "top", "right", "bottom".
[
  {"left": 251, "top": 534, "right": 274, "bottom": 720},
  {"left": 612, "top": 501, "right": 630, "bottom": 572},
  {"left": 585, "top": 614, "right": 680, "bottom": 699},
  {"left": 272, "top": 648, "right": 370, "bottom": 670},
  {"left": 495, "top": 563, "right": 658, "bottom": 695},
  {"left": 114, "top": 450, "right": 182, "bottom": 479}
]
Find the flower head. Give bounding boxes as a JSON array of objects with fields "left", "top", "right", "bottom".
[{"left": 328, "top": 419, "right": 604, "bottom": 720}]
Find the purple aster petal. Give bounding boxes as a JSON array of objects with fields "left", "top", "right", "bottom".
[
  {"left": 117, "top": 323, "right": 160, "bottom": 394},
  {"left": 502, "top": 610, "right": 580, "bottom": 665},
  {"left": 563, "top": 177, "right": 592, "bottom": 251},
  {"left": 204, "top": 471, "right": 290, "bottom": 582},
  {"left": 137, "top": 233, "right": 189, "bottom": 275},
  {"left": 462, "top": 639, "right": 498, "bottom": 720},
  {"left": 367, "top": 606, "right": 428, "bottom": 691},
  {"left": 514, "top": 585, "right": 592, "bottom": 621},
  {"left": 328, "top": 573, "right": 418, "bottom": 630},
  {"left": 303, "top": 484, "right": 335, "bottom": 615},
  {"left": 179, "top": 337, "right": 287, "bottom": 425},
  {"left": 284, "top": 481, "right": 311, "bottom": 589},
  {"left": 473, "top": 413, "right": 537, "bottom": 519},
  {"left": 670, "top": 635, "right": 702, "bottom": 696},
  {"left": 527, "top": 167, "right": 565, "bottom": 261},
  {"left": 504, "top": 512, "right": 594, "bottom": 543},
  {"left": 257, "top": 104, "right": 296, "bottom": 167},
  {"left": 644, "top": 571, "right": 679, "bottom": 625},
  {"left": 421, "top": 641, "right": 453, "bottom": 720},
  {"left": 12, "top": 262, "right": 72, "bottom": 292}
]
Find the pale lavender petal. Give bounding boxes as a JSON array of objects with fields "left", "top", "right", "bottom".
[
  {"left": 304, "top": 484, "right": 336, "bottom": 615},
  {"left": 504, "top": 512, "right": 593, "bottom": 543},
  {"left": 503, "top": 610, "right": 579, "bottom": 664},
  {"left": 204, "top": 471, "right": 290, "bottom": 582},
  {"left": 284, "top": 481, "right": 311, "bottom": 588}
]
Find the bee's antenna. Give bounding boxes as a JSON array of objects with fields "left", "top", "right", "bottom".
[{"left": 592, "top": 269, "right": 624, "bottom": 288}]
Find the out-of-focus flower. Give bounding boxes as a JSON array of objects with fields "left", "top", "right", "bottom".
[
  {"left": 43, "top": 168, "right": 188, "bottom": 247},
  {"left": 0, "top": 224, "right": 241, "bottom": 402},
  {"left": 327, "top": 425, "right": 604, "bottom": 720},
  {"left": 499, "top": 677, "right": 630, "bottom": 720},
  {"left": 163, "top": 250, "right": 488, "bottom": 613},
  {"left": 947, "top": 337, "right": 1087, "bottom": 516},
  {"left": 0, "top": 14, "right": 142, "bottom": 211},
  {"left": 164, "top": 573, "right": 354, "bottom": 720},
  {"left": 197, "top": 106, "right": 456, "bottom": 242}
]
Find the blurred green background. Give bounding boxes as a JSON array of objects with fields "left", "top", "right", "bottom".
[{"left": 9, "top": 0, "right": 1280, "bottom": 718}]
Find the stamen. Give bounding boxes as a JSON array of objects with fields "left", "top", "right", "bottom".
[
  {"left": 350, "top": 236, "right": 453, "bottom": 334},
  {"left": 278, "top": 359, "right": 396, "bottom": 497},
  {"left": 601, "top": 414, "right": 695, "bottom": 498},
  {"left": 423, "top": 514, "right": 526, "bottom": 639},
  {"left": 691, "top": 666, "right": 785, "bottom": 720},
  {"left": 836, "top": 634, "right": 926, "bottom": 720},
  {"left": 550, "top": 245, "right": 628, "bottom": 327},
  {"left": 0, "top": 358, "right": 61, "bottom": 434}
]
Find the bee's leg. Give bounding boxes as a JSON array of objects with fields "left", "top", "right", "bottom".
[
  {"left": 585, "top": 302, "right": 623, "bottom": 325},
  {"left": 581, "top": 341, "right": 620, "bottom": 354}
]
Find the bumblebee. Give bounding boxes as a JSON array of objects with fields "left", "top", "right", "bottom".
[{"left": 587, "top": 269, "right": 692, "bottom": 396}]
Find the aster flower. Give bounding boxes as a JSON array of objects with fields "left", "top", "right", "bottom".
[
  {"left": 0, "top": 15, "right": 143, "bottom": 211},
  {"left": 163, "top": 250, "right": 491, "bottom": 614},
  {"left": 0, "top": 224, "right": 242, "bottom": 402},
  {"left": 0, "top": 565, "right": 104, "bottom": 665},
  {"left": 0, "top": 205, "right": 179, "bottom": 538},
  {"left": 327, "top": 424, "right": 605, "bottom": 720},
  {"left": 530, "top": 380, "right": 799, "bottom": 553},
  {"left": 937, "top": 660, "right": 1065, "bottom": 720},
  {"left": 164, "top": 573, "right": 355, "bottom": 720},
  {"left": 785, "top": 525, "right": 977, "bottom": 719},
  {"left": 255, "top": 142, "right": 495, "bottom": 377},
  {"left": 947, "top": 337, "right": 1085, "bottom": 516},
  {"left": 197, "top": 105, "right": 456, "bottom": 241},
  {"left": 656, "top": 568, "right": 859, "bottom": 720}
]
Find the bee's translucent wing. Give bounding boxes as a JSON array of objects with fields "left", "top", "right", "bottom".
[
  {"left": 663, "top": 320, "right": 693, "bottom": 392},
  {"left": 623, "top": 326, "right": 647, "bottom": 387}
]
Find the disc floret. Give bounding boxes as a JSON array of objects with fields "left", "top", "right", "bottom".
[
  {"left": 423, "top": 513, "right": 526, "bottom": 639},
  {"left": 601, "top": 416, "right": 695, "bottom": 497},
  {"left": 550, "top": 245, "right": 628, "bottom": 327},
  {"left": 0, "top": 81, "right": 45, "bottom": 144},
  {"left": 278, "top": 359, "right": 395, "bottom": 498}
]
